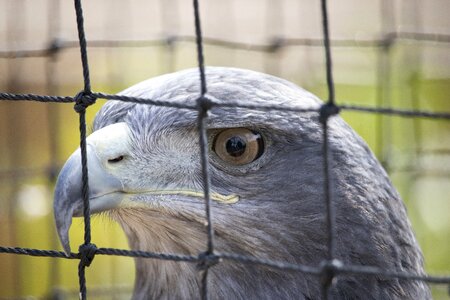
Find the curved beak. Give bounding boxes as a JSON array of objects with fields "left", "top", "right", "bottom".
[{"left": 54, "top": 145, "right": 123, "bottom": 254}]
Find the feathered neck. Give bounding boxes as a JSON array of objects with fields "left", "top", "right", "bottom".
[
  {"left": 110, "top": 207, "right": 207, "bottom": 299},
  {"left": 108, "top": 206, "right": 313, "bottom": 299}
]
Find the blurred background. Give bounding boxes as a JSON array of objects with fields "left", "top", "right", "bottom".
[{"left": 0, "top": 0, "right": 449, "bottom": 299}]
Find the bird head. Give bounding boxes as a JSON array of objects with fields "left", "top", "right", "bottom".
[
  {"left": 53, "top": 67, "right": 428, "bottom": 298},
  {"left": 54, "top": 67, "right": 324, "bottom": 254}
]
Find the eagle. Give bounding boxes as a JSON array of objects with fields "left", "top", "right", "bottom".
[{"left": 54, "top": 67, "right": 430, "bottom": 299}]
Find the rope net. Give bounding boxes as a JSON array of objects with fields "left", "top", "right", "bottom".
[{"left": 0, "top": 0, "right": 449, "bottom": 299}]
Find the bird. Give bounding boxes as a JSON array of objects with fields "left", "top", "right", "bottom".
[{"left": 54, "top": 67, "right": 430, "bottom": 299}]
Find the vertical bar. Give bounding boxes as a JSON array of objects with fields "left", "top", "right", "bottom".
[
  {"left": 376, "top": 0, "right": 395, "bottom": 171},
  {"left": 321, "top": 122, "right": 335, "bottom": 262},
  {"left": 73, "top": 0, "right": 92, "bottom": 248},
  {"left": 402, "top": 5, "right": 426, "bottom": 292},
  {"left": 320, "top": 0, "right": 335, "bottom": 105},
  {"left": 73, "top": 0, "right": 94, "bottom": 299},
  {"left": 104, "top": 0, "right": 128, "bottom": 92},
  {"left": 6, "top": 0, "right": 26, "bottom": 297},
  {"left": 264, "top": 0, "right": 284, "bottom": 75},
  {"left": 193, "top": 0, "right": 207, "bottom": 96},
  {"left": 406, "top": 0, "right": 424, "bottom": 169},
  {"left": 192, "top": 1, "right": 214, "bottom": 299},
  {"left": 320, "top": 118, "right": 336, "bottom": 300},
  {"left": 319, "top": 0, "right": 337, "bottom": 299},
  {"left": 192, "top": 5, "right": 210, "bottom": 244},
  {"left": 197, "top": 107, "right": 214, "bottom": 300},
  {"left": 160, "top": 0, "right": 179, "bottom": 73},
  {"left": 74, "top": 0, "right": 92, "bottom": 93},
  {"left": 5, "top": 99, "right": 21, "bottom": 299}
]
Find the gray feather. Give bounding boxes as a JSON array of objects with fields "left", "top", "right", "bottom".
[{"left": 93, "top": 67, "right": 429, "bottom": 299}]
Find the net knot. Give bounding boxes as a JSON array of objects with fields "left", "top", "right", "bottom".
[
  {"left": 165, "top": 35, "right": 177, "bottom": 48},
  {"left": 196, "top": 96, "right": 213, "bottom": 112},
  {"left": 78, "top": 243, "right": 97, "bottom": 267},
  {"left": 74, "top": 90, "right": 97, "bottom": 113},
  {"left": 380, "top": 33, "right": 396, "bottom": 49},
  {"left": 319, "top": 103, "right": 340, "bottom": 124},
  {"left": 48, "top": 38, "right": 63, "bottom": 56},
  {"left": 197, "top": 252, "right": 220, "bottom": 271},
  {"left": 268, "top": 36, "right": 284, "bottom": 53},
  {"left": 319, "top": 259, "right": 343, "bottom": 287}
]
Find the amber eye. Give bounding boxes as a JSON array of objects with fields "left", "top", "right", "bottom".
[
  {"left": 213, "top": 128, "right": 264, "bottom": 165},
  {"left": 108, "top": 155, "right": 124, "bottom": 163}
]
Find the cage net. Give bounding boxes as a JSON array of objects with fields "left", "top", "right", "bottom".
[{"left": 0, "top": 0, "right": 449, "bottom": 299}]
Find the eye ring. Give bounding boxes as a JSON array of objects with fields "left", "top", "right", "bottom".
[
  {"left": 108, "top": 155, "right": 124, "bottom": 163},
  {"left": 213, "top": 128, "right": 264, "bottom": 166}
]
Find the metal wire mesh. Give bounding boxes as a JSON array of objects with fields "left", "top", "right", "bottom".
[{"left": 0, "top": 0, "right": 449, "bottom": 299}]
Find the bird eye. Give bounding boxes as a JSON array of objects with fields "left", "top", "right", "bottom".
[
  {"left": 108, "top": 155, "right": 124, "bottom": 163},
  {"left": 213, "top": 128, "right": 264, "bottom": 165}
]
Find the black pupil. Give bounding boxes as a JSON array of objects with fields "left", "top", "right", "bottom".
[{"left": 226, "top": 136, "right": 246, "bottom": 157}]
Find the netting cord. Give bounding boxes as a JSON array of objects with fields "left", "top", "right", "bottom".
[
  {"left": 74, "top": 0, "right": 91, "bottom": 93},
  {"left": 319, "top": 0, "right": 340, "bottom": 299},
  {"left": 1, "top": 91, "right": 449, "bottom": 120},
  {"left": 193, "top": 0, "right": 207, "bottom": 96},
  {"left": 1, "top": 0, "right": 450, "bottom": 299},
  {"left": 192, "top": 1, "right": 217, "bottom": 299},
  {"left": 74, "top": 0, "right": 97, "bottom": 299},
  {"left": 320, "top": 0, "right": 335, "bottom": 106},
  {"left": 1, "top": 245, "right": 450, "bottom": 283},
  {"left": 2, "top": 31, "right": 450, "bottom": 60}
]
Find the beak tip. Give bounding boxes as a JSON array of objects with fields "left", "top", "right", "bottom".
[
  {"left": 54, "top": 204, "right": 74, "bottom": 258},
  {"left": 58, "top": 228, "right": 72, "bottom": 255}
]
